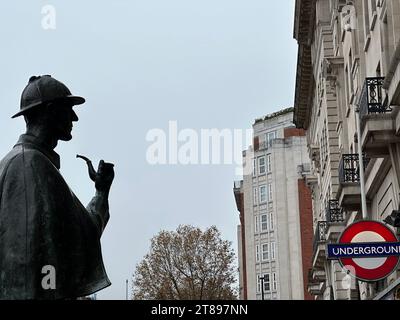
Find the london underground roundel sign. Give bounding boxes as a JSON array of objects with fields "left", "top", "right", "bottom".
[{"left": 327, "top": 220, "right": 400, "bottom": 282}]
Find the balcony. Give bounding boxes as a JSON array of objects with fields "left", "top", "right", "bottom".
[
  {"left": 359, "top": 77, "right": 389, "bottom": 118},
  {"left": 307, "top": 269, "right": 325, "bottom": 297},
  {"left": 337, "top": 154, "right": 369, "bottom": 210},
  {"left": 326, "top": 200, "right": 345, "bottom": 223},
  {"left": 325, "top": 200, "right": 346, "bottom": 241},
  {"left": 312, "top": 221, "right": 327, "bottom": 269},
  {"left": 359, "top": 77, "right": 399, "bottom": 156}
]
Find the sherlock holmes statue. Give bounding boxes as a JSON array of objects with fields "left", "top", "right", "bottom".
[{"left": 0, "top": 75, "right": 114, "bottom": 299}]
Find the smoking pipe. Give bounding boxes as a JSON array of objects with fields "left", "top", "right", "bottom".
[{"left": 76, "top": 154, "right": 97, "bottom": 182}]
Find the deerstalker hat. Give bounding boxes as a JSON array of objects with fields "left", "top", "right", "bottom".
[{"left": 12, "top": 75, "right": 85, "bottom": 118}]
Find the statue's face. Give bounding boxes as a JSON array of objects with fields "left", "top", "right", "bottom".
[{"left": 49, "top": 101, "right": 79, "bottom": 141}]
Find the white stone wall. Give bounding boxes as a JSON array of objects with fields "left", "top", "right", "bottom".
[
  {"left": 297, "top": 0, "right": 400, "bottom": 300},
  {"left": 240, "top": 111, "right": 310, "bottom": 300},
  {"left": 273, "top": 136, "right": 309, "bottom": 299}
]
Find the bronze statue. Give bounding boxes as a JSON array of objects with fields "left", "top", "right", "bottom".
[{"left": 0, "top": 75, "right": 114, "bottom": 299}]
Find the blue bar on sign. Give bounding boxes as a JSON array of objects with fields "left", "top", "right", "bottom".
[{"left": 327, "top": 242, "right": 400, "bottom": 259}]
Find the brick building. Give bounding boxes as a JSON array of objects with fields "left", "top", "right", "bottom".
[{"left": 234, "top": 108, "right": 314, "bottom": 300}]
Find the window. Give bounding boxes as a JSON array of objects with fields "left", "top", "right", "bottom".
[
  {"left": 363, "top": 0, "right": 371, "bottom": 42},
  {"left": 261, "top": 214, "right": 269, "bottom": 232},
  {"left": 257, "top": 275, "right": 262, "bottom": 293},
  {"left": 381, "top": 12, "right": 391, "bottom": 73},
  {"left": 344, "top": 66, "right": 350, "bottom": 104},
  {"left": 253, "top": 187, "right": 258, "bottom": 205},
  {"left": 270, "top": 212, "right": 275, "bottom": 230},
  {"left": 368, "top": 0, "right": 377, "bottom": 30},
  {"left": 253, "top": 159, "right": 257, "bottom": 176},
  {"left": 271, "top": 242, "right": 276, "bottom": 260},
  {"left": 376, "top": 61, "right": 381, "bottom": 77},
  {"left": 348, "top": 49, "right": 354, "bottom": 96},
  {"left": 262, "top": 243, "right": 269, "bottom": 261},
  {"left": 255, "top": 215, "right": 259, "bottom": 233},
  {"left": 259, "top": 185, "right": 267, "bottom": 203},
  {"left": 263, "top": 274, "right": 271, "bottom": 292},
  {"left": 257, "top": 274, "right": 271, "bottom": 293},
  {"left": 266, "top": 131, "right": 277, "bottom": 147},
  {"left": 259, "top": 157, "right": 266, "bottom": 174},
  {"left": 266, "top": 154, "right": 271, "bottom": 173},
  {"left": 333, "top": 10, "right": 340, "bottom": 54},
  {"left": 320, "top": 121, "right": 328, "bottom": 166},
  {"left": 268, "top": 183, "right": 273, "bottom": 202},
  {"left": 256, "top": 245, "right": 260, "bottom": 262},
  {"left": 272, "top": 272, "right": 277, "bottom": 291}
]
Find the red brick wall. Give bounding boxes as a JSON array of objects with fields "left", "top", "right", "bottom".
[
  {"left": 284, "top": 128, "right": 306, "bottom": 138},
  {"left": 253, "top": 136, "right": 259, "bottom": 151},
  {"left": 298, "top": 179, "right": 314, "bottom": 300}
]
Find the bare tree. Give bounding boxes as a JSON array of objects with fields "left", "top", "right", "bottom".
[{"left": 132, "top": 225, "right": 237, "bottom": 300}]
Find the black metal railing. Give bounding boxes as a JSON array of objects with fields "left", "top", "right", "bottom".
[
  {"left": 312, "top": 221, "right": 327, "bottom": 254},
  {"left": 359, "top": 77, "right": 390, "bottom": 119},
  {"left": 326, "top": 200, "right": 345, "bottom": 223},
  {"left": 339, "top": 154, "right": 370, "bottom": 184}
]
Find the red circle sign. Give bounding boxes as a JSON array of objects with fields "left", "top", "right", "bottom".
[{"left": 338, "top": 220, "right": 399, "bottom": 282}]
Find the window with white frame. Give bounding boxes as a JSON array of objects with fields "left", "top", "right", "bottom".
[
  {"left": 266, "top": 131, "right": 277, "bottom": 147},
  {"left": 253, "top": 187, "right": 258, "bottom": 205},
  {"left": 268, "top": 183, "right": 273, "bottom": 202},
  {"left": 262, "top": 243, "right": 269, "bottom": 261},
  {"left": 255, "top": 215, "right": 259, "bottom": 233},
  {"left": 270, "top": 212, "right": 275, "bottom": 230},
  {"left": 257, "top": 273, "right": 270, "bottom": 293},
  {"left": 266, "top": 154, "right": 271, "bottom": 173},
  {"left": 256, "top": 245, "right": 260, "bottom": 262},
  {"left": 261, "top": 214, "right": 269, "bottom": 232},
  {"left": 272, "top": 272, "right": 277, "bottom": 291},
  {"left": 263, "top": 273, "right": 271, "bottom": 292},
  {"left": 257, "top": 274, "right": 262, "bottom": 293},
  {"left": 259, "top": 185, "right": 267, "bottom": 203},
  {"left": 271, "top": 242, "right": 276, "bottom": 260},
  {"left": 259, "top": 156, "right": 266, "bottom": 175}
]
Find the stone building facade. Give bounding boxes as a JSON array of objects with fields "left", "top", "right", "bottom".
[{"left": 293, "top": 0, "right": 400, "bottom": 299}]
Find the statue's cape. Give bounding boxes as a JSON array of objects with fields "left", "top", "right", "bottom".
[{"left": 0, "top": 134, "right": 111, "bottom": 299}]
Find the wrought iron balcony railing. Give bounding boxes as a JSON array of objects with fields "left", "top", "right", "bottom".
[
  {"left": 339, "top": 154, "right": 370, "bottom": 184},
  {"left": 326, "top": 200, "right": 345, "bottom": 223},
  {"left": 312, "top": 221, "right": 327, "bottom": 254},
  {"left": 359, "top": 77, "right": 391, "bottom": 119}
]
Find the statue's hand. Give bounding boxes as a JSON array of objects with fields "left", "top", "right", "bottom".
[{"left": 95, "top": 160, "right": 115, "bottom": 193}]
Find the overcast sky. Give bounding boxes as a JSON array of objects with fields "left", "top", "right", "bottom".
[{"left": 0, "top": 0, "right": 297, "bottom": 299}]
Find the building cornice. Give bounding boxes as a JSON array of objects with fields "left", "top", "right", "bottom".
[
  {"left": 254, "top": 107, "right": 294, "bottom": 125},
  {"left": 293, "top": 0, "right": 316, "bottom": 129},
  {"left": 294, "top": 0, "right": 315, "bottom": 45}
]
